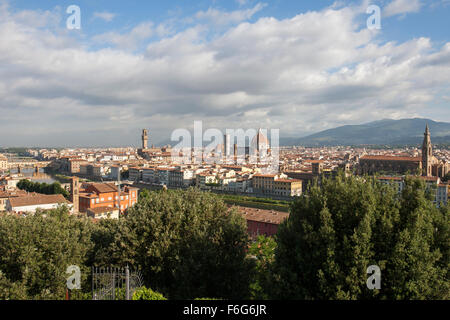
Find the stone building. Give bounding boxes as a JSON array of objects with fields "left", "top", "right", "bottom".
[{"left": 359, "top": 125, "right": 448, "bottom": 178}]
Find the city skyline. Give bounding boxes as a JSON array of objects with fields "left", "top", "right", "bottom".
[{"left": 1, "top": 0, "right": 450, "bottom": 147}]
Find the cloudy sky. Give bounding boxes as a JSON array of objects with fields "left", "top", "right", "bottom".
[{"left": 1, "top": 0, "right": 450, "bottom": 147}]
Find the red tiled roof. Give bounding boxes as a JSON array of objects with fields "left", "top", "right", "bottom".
[
  {"left": 361, "top": 155, "right": 421, "bottom": 162},
  {"left": 239, "top": 207, "right": 289, "bottom": 225},
  {"left": 9, "top": 194, "right": 70, "bottom": 208}
]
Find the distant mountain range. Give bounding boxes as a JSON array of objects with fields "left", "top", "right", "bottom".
[{"left": 280, "top": 118, "right": 450, "bottom": 147}]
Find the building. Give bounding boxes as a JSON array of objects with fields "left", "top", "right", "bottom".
[
  {"left": 436, "top": 184, "right": 448, "bottom": 207},
  {"left": 129, "top": 167, "right": 143, "bottom": 182},
  {"left": 87, "top": 207, "right": 120, "bottom": 219},
  {"left": 423, "top": 125, "right": 449, "bottom": 178},
  {"left": 0, "top": 154, "right": 8, "bottom": 172},
  {"left": 359, "top": 155, "right": 422, "bottom": 175},
  {"left": 70, "top": 177, "right": 80, "bottom": 213},
  {"left": 110, "top": 165, "right": 121, "bottom": 180},
  {"left": 78, "top": 182, "right": 139, "bottom": 213},
  {"left": 0, "top": 189, "right": 28, "bottom": 212},
  {"left": 142, "top": 129, "right": 148, "bottom": 149},
  {"left": 377, "top": 175, "right": 447, "bottom": 207},
  {"left": 169, "top": 168, "right": 194, "bottom": 188},
  {"left": 196, "top": 172, "right": 218, "bottom": 189},
  {"left": 6, "top": 194, "right": 72, "bottom": 214},
  {"left": 252, "top": 173, "right": 302, "bottom": 197},
  {"left": 359, "top": 126, "right": 448, "bottom": 178},
  {"left": 239, "top": 207, "right": 289, "bottom": 238},
  {"left": 69, "top": 159, "right": 88, "bottom": 174},
  {"left": 422, "top": 124, "right": 433, "bottom": 177}
]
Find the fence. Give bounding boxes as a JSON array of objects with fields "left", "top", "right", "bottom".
[{"left": 91, "top": 266, "right": 143, "bottom": 300}]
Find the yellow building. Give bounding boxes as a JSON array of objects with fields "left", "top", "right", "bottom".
[
  {"left": 0, "top": 154, "right": 8, "bottom": 171},
  {"left": 253, "top": 174, "right": 302, "bottom": 197}
]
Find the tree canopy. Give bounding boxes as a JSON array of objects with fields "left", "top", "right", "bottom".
[
  {"left": 17, "top": 179, "right": 69, "bottom": 199},
  {"left": 271, "top": 174, "right": 449, "bottom": 300},
  {"left": 93, "top": 188, "right": 253, "bottom": 300}
]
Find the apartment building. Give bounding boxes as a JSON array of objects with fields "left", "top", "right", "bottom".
[
  {"left": 196, "top": 172, "right": 218, "bottom": 189},
  {"left": 169, "top": 168, "right": 194, "bottom": 188},
  {"left": 0, "top": 154, "right": 8, "bottom": 171},
  {"left": 436, "top": 184, "right": 448, "bottom": 207},
  {"left": 128, "top": 167, "right": 143, "bottom": 182},
  {"left": 69, "top": 159, "right": 88, "bottom": 174},
  {"left": 78, "top": 182, "right": 139, "bottom": 213},
  {"left": 252, "top": 173, "right": 302, "bottom": 197},
  {"left": 377, "top": 176, "right": 447, "bottom": 207}
]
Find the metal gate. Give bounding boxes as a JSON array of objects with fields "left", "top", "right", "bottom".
[{"left": 91, "top": 266, "right": 144, "bottom": 300}]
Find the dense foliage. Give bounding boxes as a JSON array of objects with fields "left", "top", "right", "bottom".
[
  {"left": 0, "top": 181, "right": 448, "bottom": 300},
  {"left": 271, "top": 174, "right": 449, "bottom": 300},
  {"left": 0, "top": 206, "right": 93, "bottom": 299},
  {"left": 92, "top": 188, "right": 253, "bottom": 300},
  {"left": 132, "top": 287, "right": 167, "bottom": 300},
  {"left": 17, "top": 179, "right": 70, "bottom": 199},
  {"left": 248, "top": 235, "right": 276, "bottom": 300}
]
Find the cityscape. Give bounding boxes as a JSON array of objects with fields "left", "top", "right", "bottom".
[{"left": 0, "top": 0, "right": 449, "bottom": 309}]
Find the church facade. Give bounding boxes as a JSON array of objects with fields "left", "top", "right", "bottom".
[{"left": 359, "top": 125, "right": 448, "bottom": 178}]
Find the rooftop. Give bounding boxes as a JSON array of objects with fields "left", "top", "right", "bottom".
[{"left": 9, "top": 194, "right": 70, "bottom": 208}]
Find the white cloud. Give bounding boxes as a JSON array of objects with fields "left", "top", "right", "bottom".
[
  {"left": 194, "top": 3, "right": 267, "bottom": 26},
  {"left": 92, "top": 22, "right": 154, "bottom": 50},
  {"left": 0, "top": 2, "right": 449, "bottom": 146},
  {"left": 93, "top": 11, "right": 116, "bottom": 22},
  {"left": 384, "top": 0, "right": 422, "bottom": 17}
]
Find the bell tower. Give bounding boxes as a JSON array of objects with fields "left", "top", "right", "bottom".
[
  {"left": 422, "top": 124, "right": 432, "bottom": 177},
  {"left": 142, "top": 129, "right": 148, "bottom": 150},
  {"left": 70, "top": 177, "right": 79, "bottom": 214}
]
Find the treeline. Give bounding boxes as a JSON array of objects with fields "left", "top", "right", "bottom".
[
  {"left": 0, "top": 177, "right": 448, "bottom": 300},
  {"left": 17, "top": 179, "right": 70, "bottom": 199}
]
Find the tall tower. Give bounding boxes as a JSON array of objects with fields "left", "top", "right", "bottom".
[
  {"left": 223, "top": 134, "right": 231, "bottom": 161},
  {"left": 142, "top": 129, "right": 148, "bottom": 150},
  {"left": 70, "top": 177, "right": 79, "bottom": 214},
  {"left": 422, "top": 124, "right": 432, "bottom": 177}
]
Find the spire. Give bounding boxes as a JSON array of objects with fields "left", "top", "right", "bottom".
[{"left": 425, "top": 124, "right": 430, "bottom": 135}]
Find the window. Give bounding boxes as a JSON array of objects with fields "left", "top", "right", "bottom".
[{"left": 108, "top": 197, "right": 112, "bottom": 201}]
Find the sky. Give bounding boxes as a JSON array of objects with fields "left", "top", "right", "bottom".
[{"left": 1, "top": 0, "right": 450, "bottom": 147}]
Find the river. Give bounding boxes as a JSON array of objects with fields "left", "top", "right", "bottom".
[{"left": 9, "top": 168, "right": 58, "bottom": 184}]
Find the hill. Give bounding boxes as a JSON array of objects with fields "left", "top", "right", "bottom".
[{"left": 282, "top": 118, "right": 450, "bottom": 147}]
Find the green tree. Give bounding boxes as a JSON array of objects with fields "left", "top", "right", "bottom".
[
  {"left": 248, "top": 235, "right": 276, "bottom": 300},
  {"left": 132, "top": 287, "right": 167, "bottom": 300},
  {"left": 95, "top": 188, "right": 253, "bottom": 300},
  {"left": 0, "top": 206, "right": 95, "bottom": 299},
  {"left": 271, "top": 174, "right": 449, "bottom": 300},
  {"left": 138, "top": 189, "right": 151, "bottom": 202},
  {"left": 442, "top": 173, "right": 450, "bottom": 182},
  {"left": 16, "top": 179, "right": 69, "bottom": 199}
]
